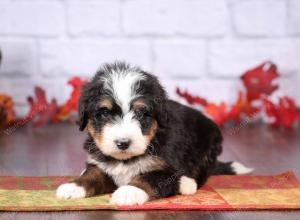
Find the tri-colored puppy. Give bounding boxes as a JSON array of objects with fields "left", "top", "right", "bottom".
[{"left": 56, "top": 62, "right": 252, "bottom": 205}]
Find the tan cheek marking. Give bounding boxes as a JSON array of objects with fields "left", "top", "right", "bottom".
[
  {"left": 87, "top": 120, "right": 104, "bottom": 149},
  {"left": 144, "top": 120, "right": 158, "bottom": 143},
  {"left": 98, "top": 99, "right": 113, "bottom": 110}
]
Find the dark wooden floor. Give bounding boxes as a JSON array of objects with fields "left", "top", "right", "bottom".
[{"left": 0, "top": 123, "right": 300, "bottom": 219}]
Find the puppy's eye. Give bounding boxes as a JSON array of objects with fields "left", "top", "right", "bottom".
[
  {"left": 102, "top": 108, "right": 110, "bottom": 116},
  {"left": 95, "top": 107, "right": 110, "bottom": 119},
  {"left": 135, "top": 108, "right": 149, "bottom": 119}
]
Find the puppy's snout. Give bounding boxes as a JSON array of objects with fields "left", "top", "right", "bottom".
[{"left": 115, "top": 138, "right": 131, "bottom": 150}]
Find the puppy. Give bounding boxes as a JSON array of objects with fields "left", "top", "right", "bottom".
[{"left": 56, "top": 62, "right": 252, "bottom": 205}]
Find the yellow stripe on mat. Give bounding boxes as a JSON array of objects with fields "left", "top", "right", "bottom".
[{"left": 216, "top": 188, "right": 300, "bottom": 207}]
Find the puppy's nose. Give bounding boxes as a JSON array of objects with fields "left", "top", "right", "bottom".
[{"left": 115, "top": 138, "right": 131, "bottom": 150}]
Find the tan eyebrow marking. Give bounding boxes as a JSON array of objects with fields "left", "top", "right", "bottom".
[
  {"left": 132, "top": 100, "right": 147, "bottom": 110},
  {"left": 98, "top": 99, "right": 113, "bottom": 110}
]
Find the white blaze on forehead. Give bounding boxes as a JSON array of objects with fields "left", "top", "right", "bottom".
[{"left": 102, "top": 71, "right": 145, "bottom": 113}]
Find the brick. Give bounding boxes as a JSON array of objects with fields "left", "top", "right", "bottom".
[
  {"left": 40, "top": 39, "right": 151, "bottom": 77},
  {"left": 153, "top": 40, "right": 206, "bottom": 78},
  {"left": 123, "top": 0, "right": 228, "bottom": 36},
  {"left": 0, "top": 1, "right": 64, "bottom": 36},
  {"left": 0, "top": 39, "right": 38, "bottom": 76},
  {"left": 232, "top": 0, "right": 286, "bottom": 36},
  {"left": 288, "top": 0, "right": 300, "bottom": 35},
  {"left": 208, "top": 39, "right": 300, "bottom": 77},
  {"left": 67, "top": 1, "right": 120, "bottom": 36}
]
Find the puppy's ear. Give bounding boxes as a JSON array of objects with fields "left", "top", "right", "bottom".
[
  {"left": 78, "top": 99, "right": 88, "bottom": 131},
  {"left": 77, "top": 84, "right": 90, "bottom": 131},
  {"left": 153, "top": 83, "right": 168, "bottom": 128}
]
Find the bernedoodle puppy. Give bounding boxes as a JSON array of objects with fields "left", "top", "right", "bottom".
[{"left": 56, "top": 62, "right": 252, "bottom": 205}]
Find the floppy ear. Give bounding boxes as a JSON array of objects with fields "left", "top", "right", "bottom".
[
  {"left": 78, "top": 98, "right": 88, "bottom": 131},
  {"left": 153, "top": 84, "right": 168, "bottom": 128},
  {"left": 77, "top": 80, "right": 105, "bottom": 131},
  {"left": 77, "top": 84, "right": 90, "bottom": 131}
]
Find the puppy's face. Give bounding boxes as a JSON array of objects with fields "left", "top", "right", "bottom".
[{"left": 79, "top": 63, "right": 166, "bottom": 160}]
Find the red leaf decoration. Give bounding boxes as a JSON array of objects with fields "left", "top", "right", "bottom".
[
  {"left": 230, "top": 91, "right": 260, "bottom": 119},
  {"left": 0, "top": 94, "right": 16, "bottom": 130},
  {"left": 176, "top": 87, "right": 207, "bottom": 106},
  {"left": 26, "top": 87, "right": 59, "bottom": 128},
  {"left": 204, "top": 102, "right": 229, "bottom": 126},
  {"left": 241, "top": 62, "right": 279, "bottom": 101},
  {"left": 263, "top": 96, "right": 299, "bottom": 129},
  {"left": 55, "top": 77, "right": 87, "bottom": 121},
  {"left": 65, "top": 77, "right": 87, "bottom": 112}
]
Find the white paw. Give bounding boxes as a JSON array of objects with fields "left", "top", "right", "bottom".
[
  {"left": 110, "top": 185, "right": 149, "bottom": 206},
  {"left": 179, "top": 176, "right": 197, "bottom": 195},
  {"left": 56, "top": 183, "right": 86, "bottom": 199}
]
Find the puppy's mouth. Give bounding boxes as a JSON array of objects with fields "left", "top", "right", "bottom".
[{"left": 110, "top": 151, "right": 138, "bottom": 160}]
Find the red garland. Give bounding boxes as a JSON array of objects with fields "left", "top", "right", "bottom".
[{"left": 177, "top": 62, "right": 300, "bottom": 128}]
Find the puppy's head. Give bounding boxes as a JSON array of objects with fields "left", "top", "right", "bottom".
[{"left": 78, "top": 62, "right": 167, "bottom": 160}]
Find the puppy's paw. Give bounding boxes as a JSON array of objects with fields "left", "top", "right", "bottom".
[
  {"left": 110, "top": 185, "right": 149, "bottom": 205},
  {"left": 179, "top": 176, "right": 197, "bottom": 195},
  {"left": 56, "top": 183, "right": 86, "bottom": 199}
]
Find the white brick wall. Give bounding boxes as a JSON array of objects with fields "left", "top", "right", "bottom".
[
  {"left": 0, "top": 1, "right": 64, "bottom": 36},
  {"left": 153, "top": 39, "right": 207, "bottom": 78},
  {"left": 40, "top": 39, "right": 151, "bottom": 77},
  {"left": 232, "top": 0, "right": 286, "bottom": 37},
  {"left": 123, "top": 0, "right": 228, "bottom": 36},
  {"left": 0, "top": 0, "right": 299, "bottom": 116},
  {"left": 209, "top": 39, "right": 300, "bottom": 77},
  {"left": 67, "top": 1, "right": 121, "bottom": 37}
]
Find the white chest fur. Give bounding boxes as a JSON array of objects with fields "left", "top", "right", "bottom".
[{"left": 87, "top": 154, "right": 162, "bottom": 186}]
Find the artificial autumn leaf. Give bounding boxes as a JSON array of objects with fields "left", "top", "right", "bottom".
[
  {"left": 241, "top": 62, "right": 279, "bottom": 101},
  {"left": 0, "top": 105, "right": 6, "bottom": 130},
  {"left": 65, "top": 77, "right": 87, "bottom": 112},
  {"left": 54, "top": 105, "right": 70, "bottom": 122},
  {"left": 204, "top": 102, "right": 229, "bottom": 126},
  {"left": 26, "top": 87, "right": 59, "bottom": 128},
  {"left": 55, "top": 77, "right": 87, "bottom": 121},
  {"left": 0, "top": 94, "right": 16, "bottom": 130},
  {"left": 226, "top": 105, "right": 241, "bottom": 123},
  {"left": 230, "top": 91, "right": 260, "bottom": 120},
  {"left": 176, "top": 87, "right": 207, "bottom": 106},
  {"left": 263, "top": 96, "right": 299, "bottom": 129}
]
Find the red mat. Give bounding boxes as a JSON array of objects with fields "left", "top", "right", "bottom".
[{"left": 0, "top": 171, "right": 300, "bottom": 211}]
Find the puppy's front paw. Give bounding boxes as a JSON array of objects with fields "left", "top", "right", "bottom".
[
  {"left": 56, "top": 183, "right": 86, "bottom": 199},
  {"left": 110, "top": 185, "right": 149, "bottom": 205}
]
